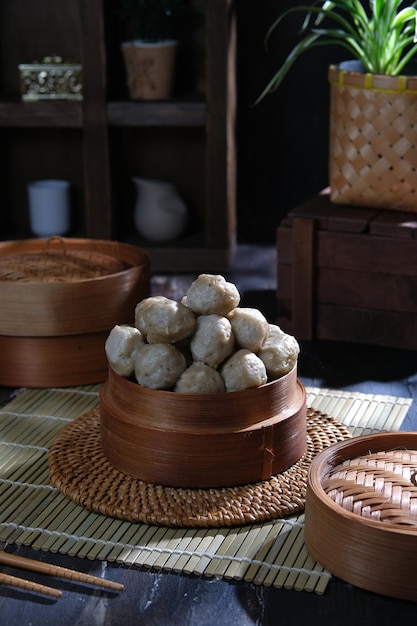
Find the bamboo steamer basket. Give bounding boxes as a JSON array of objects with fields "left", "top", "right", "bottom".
[
  {"left": 100, "top": 364, "right": 307, "bottom": 488},
  {"left": 305, "top": 432, "right": 417, "bottom": 602},
  {"left": 0, "top": 237, "right": 150, "bottom": 387}
]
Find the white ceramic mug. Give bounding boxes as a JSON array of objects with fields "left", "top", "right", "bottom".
[{"left": 27, "top": 179, "right": 71, "bottom": 237}]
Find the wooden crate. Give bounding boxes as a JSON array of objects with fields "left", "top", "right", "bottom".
[{"left": 276, "top": 192, "right": 417, "bottom": 350}]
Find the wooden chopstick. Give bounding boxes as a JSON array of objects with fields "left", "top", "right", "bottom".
[
  {"left": 0, "top": 551, "right": 124, "bottom": 592},
  {"left": 0, "top": 571, "right": 62, "bottom": 598}
]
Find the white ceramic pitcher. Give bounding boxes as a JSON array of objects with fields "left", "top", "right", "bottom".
[{"left": 132, "top": 177, "right": 187, "bottom": 242}]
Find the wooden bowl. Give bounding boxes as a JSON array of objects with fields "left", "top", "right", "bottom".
[
  {"left": 99, "top": 365, "right": 307, "bottom": 488},
  {"left": 305, "top": 432, "right": 417, "bottom": 603},
  {"left": 0, "top": 237, "right": 150, "bottom": 387}
]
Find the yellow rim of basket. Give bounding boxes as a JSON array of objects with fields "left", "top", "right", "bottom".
[{"left": 328, "top": 64, "right": 417, "bottom": 94}]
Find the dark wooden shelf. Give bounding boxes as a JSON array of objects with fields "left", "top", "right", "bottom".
[
  {"left": 107, "top": 101, "right": 206, "bottom": 127},
  {"left": 0, "top": 100, "right": 83, "bottom": 128},
  {"left": 122, "top": 230, "right": 236, "bottom": 272},
  {"left": 144, "top": 246, "right": 234, "bottom": 273},
  {"left": 0, "top": 0, "right": 236, "bottom": 273}
]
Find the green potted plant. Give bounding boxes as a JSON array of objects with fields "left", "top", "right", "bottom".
[
  {"left": 257, "top": 1, "right": 417, "bottom": 212},
  {"left": 120, "top": 0, "right": 191, "bottom": 100}
]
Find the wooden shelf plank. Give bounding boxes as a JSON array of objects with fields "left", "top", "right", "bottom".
[
  {"left": 145, "top": 245, "right": 235, "bottom": 273},
  {"left": 107, "top": 101, "right": 206, "bottom": 127},
  {"left": 121, "top": 230, "right": 236, "bottom": 273},
  {"left": 0, "top": 101, "right": 83, "bottom": 127}
]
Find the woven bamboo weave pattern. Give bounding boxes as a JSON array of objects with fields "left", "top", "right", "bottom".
[
  {"left": 323, "top": 449, "right": 417, "bottom": 525},
  {"left": 48, "top": 407, "right": 350, "bottom": 528},
  {"left": 328, "top": 65, "right": 417, "bottom": 212},
  {"left": 0, "top": 247, "right": 128, "bottom": 282},
  {"left": 0, "top": 386, "right": 411, "bottom": 594}
]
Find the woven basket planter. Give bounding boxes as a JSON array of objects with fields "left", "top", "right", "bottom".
[{"left": 329, "top": 61, "right": 417, "bottom": 212}]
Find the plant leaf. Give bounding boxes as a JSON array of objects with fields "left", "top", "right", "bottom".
[{"left": 258, "top": 0, "right": 417, "bottom": 102}]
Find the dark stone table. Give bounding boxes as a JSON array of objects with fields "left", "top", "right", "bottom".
[{"left": 0, "top": 542, "right": 415, "bottom": 626}]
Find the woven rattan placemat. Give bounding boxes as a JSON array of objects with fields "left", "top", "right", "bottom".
[
  {"left": 0, "top": 385, "right": 411, "bottom": 593},
  {"left": 48, "top": 407, "right": 350, "bottom": 528}
]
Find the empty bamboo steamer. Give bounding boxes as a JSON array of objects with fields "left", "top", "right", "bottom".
[
  {"left": 305, "top": 432, "right": 417, "bottom": 602},
  {"left": 0, "top": 237, "right": 150, "bottom": 387},
  {"left": 100, "top": 364, "right": 307, "bottom": 488}
]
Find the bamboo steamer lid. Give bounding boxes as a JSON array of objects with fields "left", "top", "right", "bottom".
[
  {"left": 99, "top": 364, "right": 307, "bottom": 488},
  {"left": 0, "top": 237, "right": 151, "bottom": 387},
  {"left": 305, "top": 432, "right": 417, "bottom": 602}
]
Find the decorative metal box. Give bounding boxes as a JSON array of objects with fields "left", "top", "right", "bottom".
[{"left": 18, "top": 55, "right": 83, "bottom": 101}]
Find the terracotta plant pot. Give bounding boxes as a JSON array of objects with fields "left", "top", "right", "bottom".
[{"left": 121, "top": 39, "right": 177, "bottom": 100}]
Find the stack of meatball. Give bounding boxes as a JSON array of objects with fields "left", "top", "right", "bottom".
[{"left": 105, "top": 273, "right": 299, "bottom": 393}]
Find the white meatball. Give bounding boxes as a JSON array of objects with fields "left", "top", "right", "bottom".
[
  {"left": 134, "top": 296, "right": 165, "bottom": 337},
  {"left": 174, "top": 362, "right": 226, "bottom": 394},
  {"left": 265, "top": 324, "right": 285, "bottom": 341},
  {"left": 228, "top": 307, "right": 269, "bottom": 352},
  {"left": 220, "top": 349, "right": 267, "bottom": 392},
  {"left": 135, "top": 295, "right": 196, "bottom": 344},
  {"left": 190, "top": 314, "right": 234, "bottom": 367},
  {"left": 105, "top": 324, "right": 144, "bottom": 377},
  {"left": 182, "top": 274, "right": 240, "bottom": 316},
  {"left": 134, "top": 343, "right": 186, "bottom": 389},
  {"left": 257, "top": 324, "right": 300, "bottom": 378}
]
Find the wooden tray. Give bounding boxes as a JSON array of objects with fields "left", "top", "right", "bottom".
[
  {"left": 100, "top": 365, "right": 307, "bottom": 488},
  {"left": 305, "top": 432, "right": 417, "bottom": 602},
  {"left": 0, "top": 237, "right": 150, "bottom": 387}
]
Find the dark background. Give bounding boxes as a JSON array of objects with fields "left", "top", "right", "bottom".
[{"left": 236, "top": 0, "right": 346, "bottom": 244}]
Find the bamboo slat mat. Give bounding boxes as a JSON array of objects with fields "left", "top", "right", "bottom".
[{"left": 0, "top": 385, "right": 412, "bottom": 594}]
